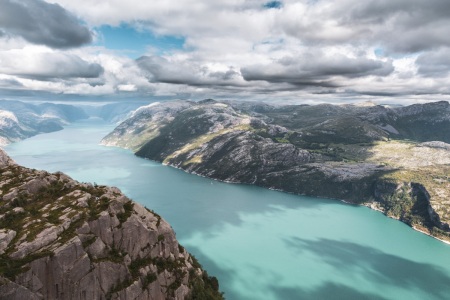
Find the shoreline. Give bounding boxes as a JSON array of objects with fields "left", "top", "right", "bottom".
[
  {"left": 100, "top": 143, "right": 450, "bottom": 246},
  {"left": 162, "top": 154, "right": 450, "bottom": 246},
  {"left": 412, "top": 226, "right": 450, "bottom": 245},
  {"left": 361, "top": 203, "right": 450, "bottom": 245}
]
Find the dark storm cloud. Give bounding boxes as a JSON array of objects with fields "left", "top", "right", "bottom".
[
  {"left": 416, "top": 48, "right": 450, "bottom": 77},
  {"left": 209, "top": 69, "right": 240, "bottom": 81},
  {"left": 346, "top": 0, "right": 450, "bottom": 53},
  {"left": 285, "top": 0, "right": 450, "bottom": 54},
  {"left": 241, "top": 54, "right": 394, "bottom": 85},
  {"left": 136, "top": 55, "right": 243, "bottom": 87},
  {"left": 0, "top": 0, "right": 92, "bottom": 48},
  {"left": 0, "top": 78, "right": 23, "bottom": 87}
]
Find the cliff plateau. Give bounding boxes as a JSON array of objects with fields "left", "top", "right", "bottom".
[{"left": 0, "top": 149, "right": 222, "bottom": 300}]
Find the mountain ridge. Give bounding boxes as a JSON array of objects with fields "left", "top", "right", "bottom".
[
  {"left": 0, "top": 100, "right": 88, "bottom": 145},
  {"left": 102, "top": 99, "right": 450, "bottom": 242}
]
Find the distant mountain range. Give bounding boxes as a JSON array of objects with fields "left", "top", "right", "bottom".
[
  {"left": 0, "top": 100, "right": 88, "bottom": 145},
  {"left": 102, "top": 99, "right": 450, "bottom": 242}
]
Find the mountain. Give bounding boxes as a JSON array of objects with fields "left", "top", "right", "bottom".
[
  {"left": 0, "top": 149, "right": 223, "bottom": 299},
  {"left": 76, "top": 102, "right": 150, "bottom": 124},
  {"left": 97, "top": 102, "right": 149, "bottom": 124},
  {"left": 102, "top": 99, "right": 450, "bottom": 242},
  {"left": 0, "top": 100, "right": 88, "bottom": 146}
]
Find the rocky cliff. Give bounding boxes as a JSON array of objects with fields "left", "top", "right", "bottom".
[
  {"left": 101, "top": 99, "right": 450, "bottom": 242},
  {"left": 0, "top": 149, "right": 223, "bottom": 300},
  {"left": 0, "top": 100, "right": 88, "bottom": 146}
]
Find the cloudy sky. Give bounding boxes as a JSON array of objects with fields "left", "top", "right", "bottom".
[{"left": 1, "top": 0, "right": 450, "bottom": 104}]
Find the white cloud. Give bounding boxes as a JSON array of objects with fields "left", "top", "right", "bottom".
[
  {"left": 0, "top": 46, "right": 103, "bottom": 79},
  {"left": 117, "top": 84, "right": 137, "bottom": 92},
  {"left": 0, "top": 0, "right": 449, "bottom": 103},
  {"left": 0, "top": 45, "right": 155, "bottom": 96}
]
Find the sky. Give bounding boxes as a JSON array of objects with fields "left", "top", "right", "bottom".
[{"left": 1, "top": 0, "right": 450, "bottom": 105}]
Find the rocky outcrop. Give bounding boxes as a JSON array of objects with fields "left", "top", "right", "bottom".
[
  {"left": 0, "top": 149, "right": 223, "bottom": 300},
  {"left": 102, "top": 99, "right": 450, "bottom": 242},
  {"left": 418, "top": 141, "right": 450, "bottom": 151}
]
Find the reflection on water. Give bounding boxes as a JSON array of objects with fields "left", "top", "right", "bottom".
[{"left": 6, "top": 118, "right": 450, "bottom": 300}]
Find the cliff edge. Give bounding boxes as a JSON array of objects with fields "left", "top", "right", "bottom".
[{"left": 0, "top": 149, "right": 223, "bottom": 300}]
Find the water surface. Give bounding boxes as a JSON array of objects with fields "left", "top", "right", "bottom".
[{"left": 6, "top": 118, "right": 450, "bottom": 300}]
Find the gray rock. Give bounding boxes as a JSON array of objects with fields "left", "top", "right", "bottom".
[
  {"left": 86, "top": 237, "right": 107, "bottom": 259},
  {"left": 0, "top": 150, "right": 222, "bottom": 299},
  {"left": 0, "top": 229, "right": 16, "bottom": 255},
  {"left": 0, "top": 276, "right": 41, "bottom": 300},
  {"left": 418, "top": 141, "right": 450, "bottom": 151},
  {"left": 0, "top": 149, "right": 14, "bottom": 167},
  {"left": 19, "top": 178, "right": 49, "bottom": 195}
]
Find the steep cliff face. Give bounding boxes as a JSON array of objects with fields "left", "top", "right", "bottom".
[
  {"left": 101, "top": 100, "right": 450, "bottom": 242},
  {"left": 0, "top": 149, "right": 223, "bottom": 300}
]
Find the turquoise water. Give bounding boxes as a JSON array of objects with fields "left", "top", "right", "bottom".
[{"left": 5, "top": 118, "right": 450, "bottom": 300}]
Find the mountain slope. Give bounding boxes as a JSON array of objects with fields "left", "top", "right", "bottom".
[
  {"left": 0, "top": 100, "right": 88, "bottom": 145},
  {"left": 0, "top": 149, "right": 223, "bottom": 299},
  {"left": 102, "top": 100, "right": 450, "bottom": 242}
]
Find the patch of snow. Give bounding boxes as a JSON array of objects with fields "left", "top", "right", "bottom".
[{"left": 0, "top": 110, "right": 19, "bottom": 126}]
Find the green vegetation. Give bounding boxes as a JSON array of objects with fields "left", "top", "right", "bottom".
[
  {"left": 106, "top": 277, "right": 134, "bottom": 300},
  {"left": 128, "top": 256, "right": 153, "bottom": 278},
  {"left": 81, "top": 236, "right": 96, "bottom": 248},
  {"left": 0, "top": 250, "right": 53, "bottom": 280},
  {"left": 88, "top": 196, "right": 110, "bottom": 221},
  {"left": 58, "top": 215, "right": 87, "bottom": 245},
  {"left": 0, "top": 172, "right": 77, "bottom": 253},
  {"left": 379, "top": 166, "right": 450, "bottom": 240},
  {"left": 142, "top": 272, "right": 157, "bottom": 287},
  {"left": 144, "top": 206, "right": 162, "bottom": 227},
  {"left": 80, "top": 184, "right": 107, "bottom": 198},
  {"left": 187, "top": 255, "right": 224, "bottom": 300},
  {"left": 124, "top": 250, "right": 223, "bottom": 298},
  {"left": 116, "top": 201, "right": 134, "bottom": 226},
  {"left": 379, "top": 182, "right": 429, "bottom": 226},
  {"left": 0, "top": 165, "right": 130, "bottom": 280},
  {"left": 274, "top": 137, "right": 290, "bottom": 143},
  {"left": 128, "top": 255, "right": 187, "bottom": 296}
]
